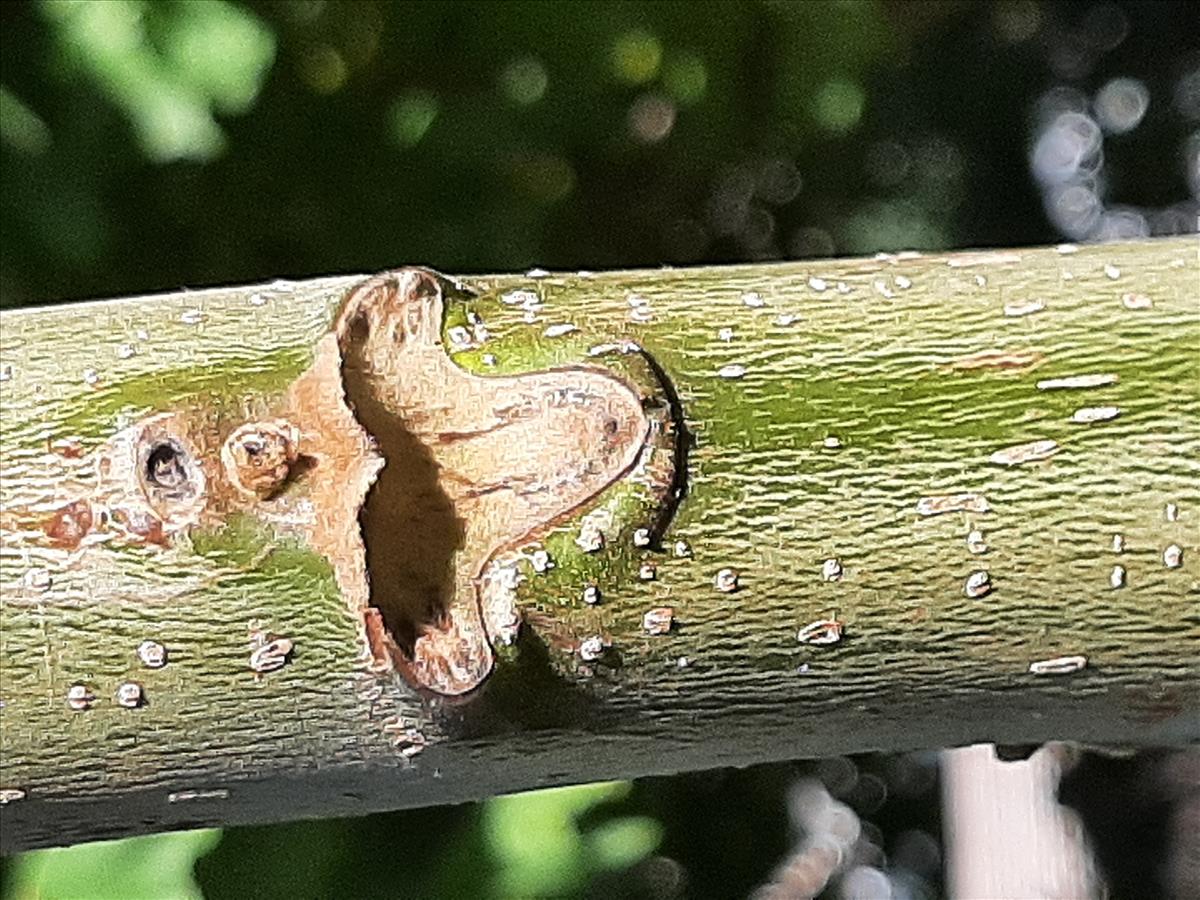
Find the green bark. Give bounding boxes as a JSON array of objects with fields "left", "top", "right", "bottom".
[{"left": 1, "top": 238, "right": 1196, "bottom": 852}]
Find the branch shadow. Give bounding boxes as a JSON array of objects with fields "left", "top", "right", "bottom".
[{"left": 339, "top": 312, "right": 465, "bottom": 656}]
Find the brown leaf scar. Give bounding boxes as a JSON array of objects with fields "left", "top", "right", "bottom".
[{"left": 313, "top": 268, "right": 677, "bottom": 697}]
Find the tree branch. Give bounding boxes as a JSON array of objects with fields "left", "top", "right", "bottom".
[{"left": 1, "top": 238, "right": 1196, "bottom": 852}]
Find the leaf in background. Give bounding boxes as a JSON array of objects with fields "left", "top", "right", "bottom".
[
  {"left": 3, "top": 829, "right": 221, "bottom": 900},
  {"left": 37, "top": 0, "right": 274, "bottom": 162},
  {"left": 484, "top": 781, "right": 662, "bottom": 899}
]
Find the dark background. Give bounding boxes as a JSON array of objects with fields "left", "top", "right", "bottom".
[
  {"left": 2, "top": 0, "right": 1197, "bottom": 309},
  {"left": 2, "top": 1, "right": 1197, "bottom": 897}
]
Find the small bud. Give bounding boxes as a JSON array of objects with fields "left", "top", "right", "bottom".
[{"left": 222, "top": 420, "right": 300, "bottom": 499}]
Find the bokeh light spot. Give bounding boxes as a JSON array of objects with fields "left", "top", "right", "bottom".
[
  {"left": 739, "top": 205, "right": 776, "bottom": 253},
  {"left": 840, "top": 865, "right": 895, "bottom": 899},
  {"left": 1031, "top": 111, "right": 1103, "bottom": 186},
  {"left": 992, "top": 0, "right": 1042, "bottom": 43},
  {"left": 610, "top": 29, "right": 662, "bottom": 86},
  {"left": 756, "top": 158, "right": 802, "bottom": 205},
  {"left": 301, "top": 45, "right": 347, "bottom": 95},
  {"left": 510, "top": 153, "right": 576, "bottom": 205},
  {"left": 913, "top": 135, "right": 965, "bottom": 210},
  {"left": 500, "top": 56, "right": 548, "bottom": 106},
  {"left": 1047, "top": 182, "right": 1103, "bottom": 238},
  {"left": 1092, "top": 206, "right": 1149, "bottom": 240},
  {"left": 1080, "top": 2, "right": 1130, "bottom": 53},
  {"left": 811, "top": 78, "right": 865, "bottom": 135},
  {"left": 663, "top": 52, "right": 707, "bottom": 106},
  {"left": 1174, "top": 68, "right": 1200, "bottom": 122},
  {"left": 627, "top": 93, "right": 676, "bottom": 144},
  {"left": 1094, "top": 77, "right": 1150, "bottom": 135},
  {"left": 1034, "top": 85, "right": 1090, "bottom": 123},
  {"left": 707, "top": 164, "right": 756, "bottom": 237},
  {"left": 388, "top": 90, "right": 439, "bottom": 148}
]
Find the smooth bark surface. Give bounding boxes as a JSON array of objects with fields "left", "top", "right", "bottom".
[{"left": 1, "top": 238, "right": 1196, "bottom": 852}]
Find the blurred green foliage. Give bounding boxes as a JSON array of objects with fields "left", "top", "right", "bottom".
[
  {"left": 2, "top": 783, "right": 663, "bottom": 900},
  {"left": 1, "top": 0, "right": 1196, "bottom": 896},
  {"left": 37, "top": 0, "right": 275, "bottom": 162},
  {"left": 3, "top": 0, "right": 1195, "bottom": 310},
  {"left": 3, "top": 829, "right": 220, "bottom": 900}
]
